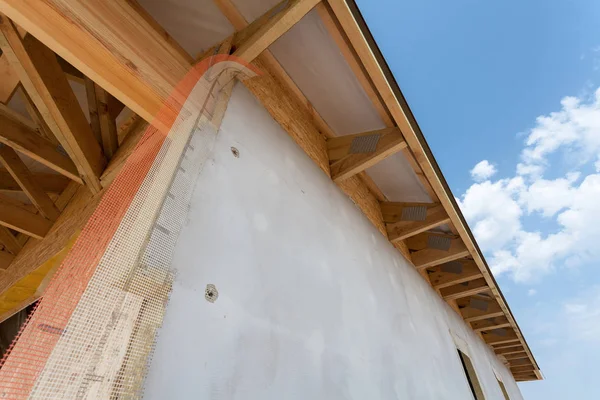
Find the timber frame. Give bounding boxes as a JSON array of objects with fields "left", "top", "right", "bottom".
[{"left": 0, "top": 0, "right": 541, "bottom": 382}]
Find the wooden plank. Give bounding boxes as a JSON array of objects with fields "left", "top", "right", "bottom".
[
  {"left": 0, "top": 111, "right": 81, "bottom": 182},
  {"left": 470, "top": 316, "right": 511, "bottom": 332},
  {"left": 0, "top": 250, "right": 14, "bottom": 269},
  {"left": 328, "top": 128, "right": 407, "bottom": 182},
  {"left": 440, "top": 278, "right": 489, "bottom": 301},
  {"left": 0, "top": 145, "right": 60, "bottom": 220},
  {"left": 411, "top": 237, "right": 470, "bottom": 270},
  {"left": 0, "top": 20, "right": 105, "bottom": 192},
  {"left": 0, "top": 196, "right": 52, "bottom": 238},
  {"left": 428, "top": 259, "right": 482, "bottom": 289},
  {"left": 486, "top": 335, "right": 520, "bottom": 346},
  {"left": 0, "top": 170, "right": 68, "bottom": 193},
  {"left": 503, "top": 352, "right": 529, "bottom": 361},
  {"left": 386, "top": 203, "right": 450, "bottom": 242},
  {"left": 0, "top": 226, "right": 20, "bottom": 254},
  {"left": 496, "top": 347, "right": 526, "bottom": 356},
  {"left": 232, "top": 0, "right": 321, "bottom": 62},
  {"left": 84, "top": 77, "right": 102, "bottom": 145},
  {"left": 0, "top": 53, "right": 18, "bottom": 103},
  {"left": 95, "top": 84, "right": 118, "bottom": 159}
]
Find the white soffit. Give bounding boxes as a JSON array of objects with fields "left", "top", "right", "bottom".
[
  {"left": 137, "top": 0, "right": 234, "bottom": 57},
  {"left": 138, "top": 0, "right": 432, "bottom": 203}
]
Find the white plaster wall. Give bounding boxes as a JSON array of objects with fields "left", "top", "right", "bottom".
[{"left": 143, "top": 84, "right": 524, "bottom": 400}]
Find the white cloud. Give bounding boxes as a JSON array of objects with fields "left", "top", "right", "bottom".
[
  {"left": 459, "top": 88, "right": 600, "bottom": 282},
  {"left": 470, "top": 160, "right": 497, "bottom": 181},
  {"left": 563, "top": 286, "right": 600, "bottom": 343},
  {"left": 517, "top": 88, "right": 600, "bottom": 177},
  {"left": 528, "top": 289, "right": 537, "bottom": 296}
]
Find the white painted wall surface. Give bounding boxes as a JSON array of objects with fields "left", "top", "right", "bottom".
[{"left": 143, "top": 84, "right": 524, "bottom": 400}]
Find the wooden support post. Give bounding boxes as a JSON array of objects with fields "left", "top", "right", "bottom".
[
  {"left": 95, "top": 84, "right": 118, "bottom": 159},
  {"left": 0, "top": 18, "right": 105, "bottom": 192},
  {"left": 0, "top": 196, "right": 52, "bottom": 239},
  {"left": 327, "top": 128, "right": 406, "bottom": 182},
  {"left": 0, "top": 145, "right": 60, "bottom": 220}
]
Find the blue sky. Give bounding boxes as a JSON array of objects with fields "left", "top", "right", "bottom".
[{"left": 357, "top": 0, "right": 600, "bottom": 398}]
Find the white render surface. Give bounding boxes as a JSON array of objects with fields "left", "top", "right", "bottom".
[{"left": 143, "top": 85, "right": 523, "bottom": 399}]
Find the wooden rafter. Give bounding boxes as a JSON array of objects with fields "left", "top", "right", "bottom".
[
  {"left": 0, "top": 249, "right": 14, "bottom": 269},
  {"left": 0, "top": 170, "right": 68, "bottom": 193},
  {"left": 410, "top": 235, "right": 470, "bottom": 270},
  {"left": 0, "top": 111, "right": 81, "bottom": 182},
  {"left": 0, "top": 145, "right": 60, "bottom": 220},
  {"left": 231, "top": 0, "right": 321, "bottom": 62},
  {"left": 495, "top": 346, "right": 525, "bottom": 355},
  {"left": 0, "top": 18, "right": 105, "bottom": 192},
  {"left": 0, "top": 196, "right": 52, "bottom": 239},
  {"left": 470, "top": 316, "right": 511, "bottom": 332},
  {"left": 327, "top": 128, "right": 406, "bottom": 182},
  {"left": 382, "top": 202, "right": 450, "bottom": 242},
  {"left": 0, "top": 226, "right": 20, "bottom": 254},
  {"left": 428, "top": 259, "right": 482, "bottom": 289},
  {"left": 439, "top": 278, "right": 489, "bottom": 301}
]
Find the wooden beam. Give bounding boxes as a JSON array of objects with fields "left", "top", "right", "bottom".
[
  {"left": 428, "top": 259, "right": 482, "bottom": 289},
  {"left": 486, "top": 336, "right": 520, "bottom": 346},
  {"left": 84, "top": 77, "right": 102, "bottom": 145},
  {"left": 386, "top": 203, "right": 450, "bottom": 242},
  {"left": 503, "top": 352, "right": 529, "bottom": 361},
  {"left": 0, "top": 249, "right": 14, "bottom": 269},
  {"left": 231, "top": 0, "right": 321, "bottom": 62},
  {"left": 495, "top": 346, "right": 526, "bottom": 355},
  {"left": 0, "top": 19, "right": 105, "bottom": 192},
  {"left": 411, "top": 237, "right": 470, "bottom": 270},
  {"left": 461, "top": 297, "right": 504, "bottom": 322},
  {"left": 0, "top": 170, "right": 68, "bottom": 193},
  {"left": 0, "top": 53, "right": 18, "bottom": 103},
  {"left": 0, "top": 196, "right": 52, "bottom": 239},
  {"left": 328, "top": 128, "right": 406, "bottom": 182},
  {"left": 95, "top": 84, "right": 118, "bottom": 159},
  {"left": 0, "top": 145, "right": 60, "bottom": 220},
  {"left": 0, "top": 111, "right": 81, "bottom": 183},
  {"left": 0, "top": 226, "right": 20, "bottom": 254},
  {"left": 470, "top": 316, "right": 511, "bottom": 333},
  {"left": 0, "top": 0, "right": 193, "bottom": 126},
  {"left": 440, "top": 278, "right": 489, "bottom": 301}
]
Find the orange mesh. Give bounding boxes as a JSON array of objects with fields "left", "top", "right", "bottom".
[{"left": 0, "top": 56, "right": 259, "bottom": 399}]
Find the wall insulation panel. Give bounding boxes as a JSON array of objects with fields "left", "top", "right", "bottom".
[{"left": 142, "top": 84, "right": 524, "bottom": 400}]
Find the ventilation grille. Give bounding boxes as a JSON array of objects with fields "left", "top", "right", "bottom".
[
  {"left": 349, "top": 133, "right": 380, "bottom": 154},
  {"left": 441, "top": 261, "right": 463, "bottom": 274},
  {"left": 427, "top": 235, "right": 452, "bottom": 251},
  {"left": 401, "top": 205, "right": 427, "bottom": 221}
]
